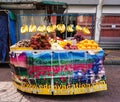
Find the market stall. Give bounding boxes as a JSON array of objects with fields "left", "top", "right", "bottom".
[{"left": 9, "top": 13, "right": 107, "bottom": 95}]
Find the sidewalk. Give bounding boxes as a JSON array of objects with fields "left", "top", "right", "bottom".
[{"left": 104, "top": 50, "right": 120, "bottom": 65}]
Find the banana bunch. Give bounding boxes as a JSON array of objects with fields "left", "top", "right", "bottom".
[
  {"left": 67, "top": 25, "right": 74, "bottom": 32},
  {"left": 56, "top": 24, "right": 66, "bottom": 33},
  {"left": 58, "top": 41, "right": 67, "bottom": 48},
  {"left": 37, "top": 25, "right": 46, "bottom": 33},
  {"left": 76, "top": 25, "right": 82, "bottom": 32},
  {"left": 29, "top": 24, "right": 37, "bottom": 32},
  {"left": 82, "top": 26, "right": 90, "bottom": 34},
  {"left": 47, "top": 24, "right": 56, "bottom": 33},
  {"left": 58, "top": 40, "right": 72, "bottom": 48},
  {"left": 20, "top": 24, "right": 28, "bottom": 34}
]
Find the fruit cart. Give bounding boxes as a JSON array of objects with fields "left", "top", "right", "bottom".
[{"left": 9, "top": 13, "right": 107, "bottom": 95}]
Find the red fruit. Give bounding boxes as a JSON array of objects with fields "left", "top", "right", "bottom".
[
  {"left": 66, "top": 43, "right": 71, "bottom": 46},
  {"left": 64, "top": 46, "right": 69, "bottom": 49},
  {"left": 33, "top": 41, "right": 38, "bottom": 45}
]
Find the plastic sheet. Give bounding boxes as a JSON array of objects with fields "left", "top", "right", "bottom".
[{"left": 9, "top": 50, "right": 107, "bottom": 95}]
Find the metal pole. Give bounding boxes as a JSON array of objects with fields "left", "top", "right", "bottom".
[
  {"left": 91, "top": 14, "right": 95, "bottom": 40},
  {"left": 65, "top": 5, "right": 69, "bottom": 39},
  {"left": 94, "top": 0, "right": 103, "bottom": 43}
]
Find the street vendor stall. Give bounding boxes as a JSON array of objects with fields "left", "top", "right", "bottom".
[{"left": 9, "top": 13, "right": 107, "bottom": 95}]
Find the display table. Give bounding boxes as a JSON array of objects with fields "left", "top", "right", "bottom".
[{"left": 9, "top": 49, "right": 107, "bottom": 95}]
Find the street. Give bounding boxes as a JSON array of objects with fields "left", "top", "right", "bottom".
[{"left": 0, "top": 65, "right": 120, "bottom": 102}]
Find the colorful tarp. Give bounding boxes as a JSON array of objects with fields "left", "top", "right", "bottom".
[{"left": 9, "top": 50, "right": 107, "bottom": 95}]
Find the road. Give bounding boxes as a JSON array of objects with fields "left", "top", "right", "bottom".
[{"left": 0, "top": 65, "right": 120, "bottom": 102}]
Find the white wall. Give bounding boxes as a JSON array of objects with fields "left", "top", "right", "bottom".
[
  {"left": 65, "top": 6, "right": 96, "bottom": 13},
  {"left": 103, "top": 6, "right": 120, "bottom": 13}
]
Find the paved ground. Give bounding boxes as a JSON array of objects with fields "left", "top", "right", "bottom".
[
  {"left": 104, "top": 50, "right": 120, "bottom": 64},
  {"left": 0, "top": 64, "right": 120, "bottom": 102}
]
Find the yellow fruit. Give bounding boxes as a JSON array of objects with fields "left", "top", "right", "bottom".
[
  {"left": 90, "top": 40, "right": 94, "bottom": 43},
  {"left": 77, "top": 45, "right": 82, "bottom": 49},
  {"left": 83, "top": 39, "right": 88, "bottom": 43},
  {"left": 29, "top": 24, "right": 37, "bottom": 32},
  {"left": 97, "top": 47, "right": 101, "bottom": 50},
  {"left": 20, "top": 24, "right": 28, "bottom": 34},
  {"left": 57, "top": 24, "right": 65, "bottom": 33},
  {"left": 37, "top": 25, "right": 46, "bottom": 32},
  {"left": 52, "top": 24, "right": 57, "bottom": 30},
  {"left": 87, "top": 46, "right": 92, "bottom": 49},
  {"left": 92, "top": 46, "right": 97, "bottom": 49},
  {"left": 76, "top": 25, "right": 82, "bottom": 31},
  {"left": 93, "top": 43, "right": 98, "bottom": 47},
  {"left": 83, "top": 43, "right": 88, "bottom": 47},
  {"left": 82, "top": 26, "right": 90, "bottom": 34},
  {"left": 47, "top": 24, "right": 56, "bottom": 33},
  {"left": 77, "top": 39, "right": 100, "bottom": 50},
  {"left": 81, "top": 46, "right": 87, "bottom": 49},
  {"left": 67, "top": 25, "right": 74, "bottom": 32}
]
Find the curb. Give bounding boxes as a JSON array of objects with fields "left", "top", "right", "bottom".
[{"left": 104, "top": 60, "right": 120, "bottom": 65}]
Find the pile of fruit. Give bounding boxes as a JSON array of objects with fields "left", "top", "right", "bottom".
[
  {"left": 74, "top": 33, "right": 84, "bottom": 42},
  {"left": 30, "top": 33, "right": 51, "bottom": 50},
  {"left": 57, "top": 40, "right": 78, "bottom": 50},
  {"left": 76, "top": 39, "right": 100, "bottom": 50},
  {"left": 15, "top": 39, "right": 30, "bottom": 47},
  {"left": 11, "top": 32, "right": 101, "bottom": 50},
  {"left": 10, "top": 39, "right": 33, "bottom": 50}
]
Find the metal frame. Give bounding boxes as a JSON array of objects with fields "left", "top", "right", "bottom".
[{"left": 17, "top": 13, "right": 95, "bottom": 41}]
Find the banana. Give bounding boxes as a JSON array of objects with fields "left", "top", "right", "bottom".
[
  {"left": 47, "top": 24, "right": 56, "bottom": 33},
  {"left": 37, "top": 25, "right": 46, "bottom": 32},
  {"left": 57, "top": 24, "right": 65, "bottom": 33},
  {"left": 52, "top": 24, "right": 57, "bottom": 31},
  {"left": 58, "top": 40, "right": 72, "bottom": 48},
  {"left": 29, "top": 24, "right": 37, "bottom": 32},
  {"left": 67, "top": 25, "right": 74, "bottom": 32},
  {"left": 76, "top": 25, "right": 82, "bottom": 31},
  {"left": 20, "top": 24, "right": 28, "bottom": 34},
  {"left": 82, "top": 26, "right": 90, "bottom": 34}
]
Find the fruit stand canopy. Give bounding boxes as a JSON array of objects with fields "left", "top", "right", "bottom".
[{"left": 41, "top": 1, "right": 67, "bottom": 5}]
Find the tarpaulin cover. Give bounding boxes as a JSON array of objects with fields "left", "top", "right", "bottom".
[
  {"left": 41, "top": 0, "right": 67, "bottom": 5},
  {"left": 0, "top": 15, "right": 8, "bottom": 62},
  {"left": 8, "top": 10, "right": 16, "bottom": 45},
  {"left": 9, "top": 50, "right": 107, "bottom": 95}
]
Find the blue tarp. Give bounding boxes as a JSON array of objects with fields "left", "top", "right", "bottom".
[
  {"left": 0, "top": 15, "right": 8, "bottom": 62},
  {"left": 8, "top": 10, "right": 16, "bottom": 45},
  {"left": 0, "top": 11, "right": 16, "bottom": 62}
]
